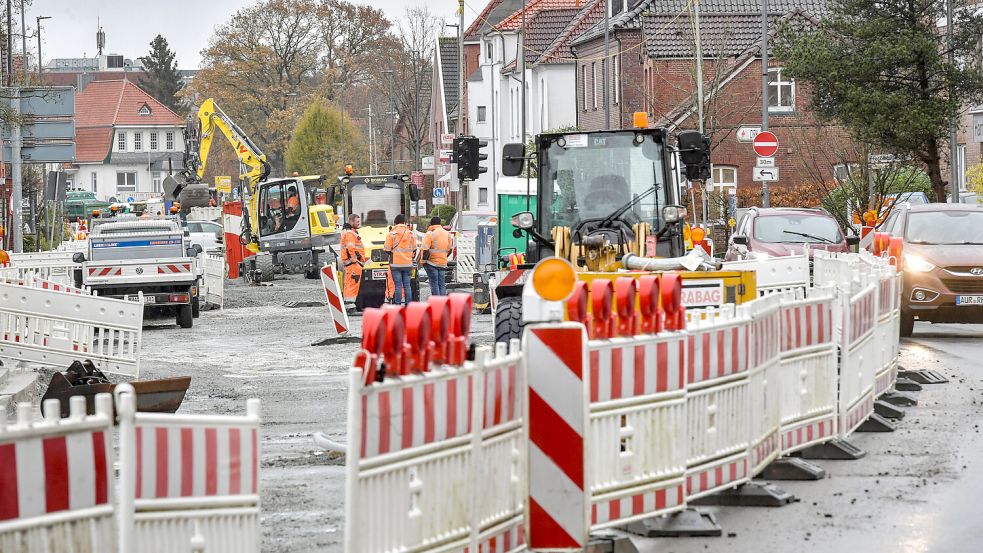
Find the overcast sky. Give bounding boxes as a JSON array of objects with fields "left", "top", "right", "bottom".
[{"left": 36, "top": 0, "right": 475, "bottom": 70}]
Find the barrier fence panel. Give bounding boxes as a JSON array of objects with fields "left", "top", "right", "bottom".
[
  {"left": 721, "top": 255, "right": 809, "bottom": 297},
  {"left": 8, "top": 251, "right": 77, "bottom": 287},
  {"left": 116, "top": 384, "right": 262, "bottom": 553},
  {"left": 776, "top": 287, "right": 839, "bottom": 454},
  {"left": 0, "top": 280, "right": 143, "bottom": 376},
  {"left": 873, "top": 266, "right": 901, "bottom": 397},
  {"left": 746, "top": 294, "right": 783, "bottom": 476},
  {"left": 0, "top": 395, "right": 116, "bottom": 553},
  {"left": 203, "top": 252, "right": 225, "bottom": 309}
]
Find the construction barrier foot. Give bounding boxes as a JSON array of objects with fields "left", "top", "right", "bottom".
[
  {"left": 856, "top": 413, "right": 896, "bottom": 433},
  {"left": 894, "top": 377, "right": 923, "bottom": 392},
  {"left": 586, "top": 533, "right": 639, "bottom": 553},
  {"left": 873, "top": 400, "right": 905, "bottom": 420},
  {"left": 283, "top": 300, "right": 325, "bottom": 308},
  {"left": 759, "top": 457, "right": 827, "bottom": 481},
  {"left": 311, "top": 334, "right": 363, "bottom": 346},
  {"left": 799, "top": 439, "right": 866, "bottom": 460},
  {"left": 880, "top": 390, "right": 918, "bottom": 406},
  {"left": 688, "top": 481, "right": 796, "bottom": 507},
  {"left": 622, "top": 509, "right": 722, "bottom": 538},
  {"left": 898, "top": 368, "right": 949, "bottom": 384}
]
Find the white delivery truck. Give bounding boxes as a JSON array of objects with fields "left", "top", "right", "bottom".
[{"left": 73, "top": 218, "right": 202, "bottom": 328}]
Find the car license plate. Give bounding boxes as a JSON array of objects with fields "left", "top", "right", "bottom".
[
  {"left": 372, "top": 269, "right": 388, "bottom": 280},
  {"left": 129, "top": 295, "right": 155, "bottom": 304},
  {"left": 956, "top": 295, "right": 983, "bottom": 305}
]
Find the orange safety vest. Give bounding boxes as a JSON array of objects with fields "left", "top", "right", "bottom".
[
  {"left": 422, "top": 225, "right": 452, "bottom": 268},
  {"left": 340, "top": 228, "right": 364, "bottom": 265},
  {"left": 287, "top": 195, "right": 300, "bottom": 214},
  {"left": 384, "top": 223, "right": 417, "bottom": 268}
]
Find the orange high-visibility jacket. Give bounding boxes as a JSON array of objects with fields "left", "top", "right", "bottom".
[
  {"left": 421, "top": 225, "right": 452, "bottom": 268},
  {"left": 384, "top": 223, "right": 418, "bottom": 268},
  {"left": 340, "top": 228, "right": 364, "bottom": 266}
]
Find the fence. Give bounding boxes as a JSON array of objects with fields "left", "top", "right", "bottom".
[
  {"left": 202, "top": 252, "right": 225, "bottom": 309},
  {"left": 455, "top": 236, "right": 477, "bottom": 285},
  {"left": 721, "top": 254, "right": 809, "bottom": 297},
  {"left": 0, "top": 279, "right": 143, "bottom": 376},
  {"left": 7, "top": 251, "right": 77, "bottom": 287}
]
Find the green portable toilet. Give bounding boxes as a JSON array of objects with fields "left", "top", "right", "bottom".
[{"left": 496, "top": 176, "right": 538, "bottom": 257}]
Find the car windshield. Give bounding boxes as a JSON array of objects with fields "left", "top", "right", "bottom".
[
  {"left": 906, "top": 210, "right": 983, "bottom": 244},
  {"left": 458, "top": 214, "right": 494, "bottom": 232},
  {"left": 753, "top": 214, "right": 843, "bottom": 244},
  {"left": 349, "top": 183, "right": 401, "bottom": 227},
  {"left": 538, "top": 131, "right": 667, "bottom": 231}
]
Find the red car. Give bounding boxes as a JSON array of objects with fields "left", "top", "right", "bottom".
[{"left": 724, "top": 207, "right": 855, "bottom": 261}]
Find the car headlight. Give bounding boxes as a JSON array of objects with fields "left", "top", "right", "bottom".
[{"left": 903, "top": 253, "right": 935, "bottom": 273}]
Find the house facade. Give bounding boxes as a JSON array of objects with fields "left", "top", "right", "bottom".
[{"left": 70, "top": 79, "right": 184, "bottom": 202}]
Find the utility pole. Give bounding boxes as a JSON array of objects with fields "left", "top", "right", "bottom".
[
  {"left": 458, "top": 1, "right": 466, "bottom": 215},
  {"left": 19, "top": 0, "right": 26, "bottom": 83},
  {"left": 366, "top": 104, "right": 376, "bottom": 174},
  {"left": 5, "top": 0, "right": 11, "bottom": 86},
  {"left": 36, "top": 15, "right": 50, "bottom": 82},
  {"left": 760, "top": 0, "right": 771, "bottom": 207},
  {"left": 521, "top": 0, "right": 529, "bottom": 210},
  {"left": 947, "top": 0, "right": 957, "bottom": 203},
  {"left": 412, "top": 49, "right": 421, "bottom": 172},
  {"left": 693, "top": 0, "right": 708, "bottom": 224},
  {"left": 603, "top": 0, "right": 610, "bottom": 129},
  {"left": 10, "top": 93, "right": 21, "bottom": 252}
]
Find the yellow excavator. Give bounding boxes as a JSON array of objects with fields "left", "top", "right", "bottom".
[{"left": 167, "top": 98, "right": 337, "bottom": 281}]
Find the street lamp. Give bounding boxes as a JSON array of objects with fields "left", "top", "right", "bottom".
[
  {"left": 411, "top": 49, "right": 421, "bottom": 173},
  {"left": 382, "top": 70, "right": 396, "bottom": 172},
  {"left": 36, "top": 15, "right": 51, "bottom": 82}
]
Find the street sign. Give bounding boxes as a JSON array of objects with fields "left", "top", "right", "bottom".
[
  {"left": 421, "top": 156, "right": 435, "bottom": 172},
  {"left": 433, "top": 196, "right": 446, "bottom": 205},
  {"left": 432, "top": 187, "right": 446, "bottom": 198},
  {"left": 757, "top": 157, "right": 775, "bottom": 168},
  {"left": 439, "top": 149, "right": 452, "bottom": 163},
  {"left": 215, "top": 175, "right": 232, "bottom": 193},
  {"left": 1, "top": 119, "right": 74, "bottom": 140},
  {"left": 16, "top": 86, "right": 75, "bottom": 117},
  {"left": 440, "top": 133, "right": 454, "bottom": 146},
  {"left": 753, "top": 166, "right": 779, "bottom": 182},
  {"left": 752, "top": 131, "right": 779, "bottom": 157},
  {"left": 411, "top": 171, "right": 425, "bottom": 190},
  {"left": 127, "top": 196, "right": 135, "bottom": 203},
  {"left": 736, "top": 126, "right": 761, "bottom": 143},
  {"left": 2, "top": 142, "right": 75, "bottom": 162}
]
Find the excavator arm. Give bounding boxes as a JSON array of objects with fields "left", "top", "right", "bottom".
[{"left": 183, "top": 98, "right": 271, "bottom": 192}]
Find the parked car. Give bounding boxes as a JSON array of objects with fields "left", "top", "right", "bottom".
[
  {"left": 186, "top": 220, "right": 224, "bottom": 252},
  {"left": 879, "top": 203, "right": 983, "bottom": 336},
  {"left": 724, "top": 207, "right": 854, "bottom": 261}
]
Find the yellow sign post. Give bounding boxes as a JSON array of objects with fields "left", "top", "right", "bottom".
[{"left": 215, "top": 175, "right": 232, "bottom": 194}]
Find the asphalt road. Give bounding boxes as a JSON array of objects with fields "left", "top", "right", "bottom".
[{"left": 138, "top": 277, "right": 983, "bottom": 553}]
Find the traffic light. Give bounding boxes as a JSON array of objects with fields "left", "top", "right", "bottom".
[
  {"left": 677, "top": 130, "right": 711, "bottom": 182},
  {"left": 454, "top": 136, "right": 489, "bottom": 181}
]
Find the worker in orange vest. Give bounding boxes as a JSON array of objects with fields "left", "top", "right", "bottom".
[
  {"left": 420, "top": 216, "right": 452, "bottom": 297},
  {"left": 384, "top": 214, "right": 417, "bottom": 306},
  {"left": 339, "top": 214, "right": 365, "bottom": 308}
]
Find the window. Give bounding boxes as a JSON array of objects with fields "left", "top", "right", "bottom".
[
  {"left": 116, "top": 172, "right": 136, "bottom": 192},
  {"left": 134, "top": 132, "right": 143, "bottom": 151},
  {"left": 138, "top": 103, "right": 151, "bottom": 116},
  {"left": 539, "top": 78, "right": 547, "bottom": 130},
  {"left": 591, "top": 62, "right": 597, "bottom": 109},
  {"left": 91, "top": 172, "right": 97, "bottom": 192},
  {"left": 485, "top": 41, "right": 492, "bottom": 60},
  {"left": 152, "top": 171, "right": 162, "bottom": 192},
  {"left": 833, "top": 163, "right": 860, "bottom": 183},
  {"left": 957, "top": 144, "right": 967, "bottom": 191},
  {"left": 712, "top": 166, "right": 738, "bottom": 219},
  {"left": 117, "top": 132, "right": 126, "bottom": 151},
  {"left": 478, "top": 187, "right": 489, "bottom": 205},
  {"left": 150, "top": 132, "right": 159, "bottom": 150},
  {"left": 582, "top": 65, "right": 588, "bottom": 111},
  {"left": 166, "top": 131, "right": 175, "bottom": 150},
  {"left": 259, "top": 183, "right": 301, "bottom": 235},
  {"left": 767, "top": 68, "right": 795, "bottom": 112},
  {"left": 610, "top": 0, "right": 625, "bottom": 15},
  {"left": 613, "top": 55, "right": 620, "bottom": 104},
  {"left": 477, "top": 106, "right": 487, "bottom": 123}
]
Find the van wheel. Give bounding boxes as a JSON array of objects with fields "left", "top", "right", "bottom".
[
  {"left": 900, "top": 310, "right": 914, "bottom": 337},
  {"left": 177, "top": 304, "right": 194, "bottom": 328},
  {"left": 494, "top": 296, "right": 525, "bottom": 344},
  {"left": 192, "top": 296, "right": 200, "bottom": 318}
]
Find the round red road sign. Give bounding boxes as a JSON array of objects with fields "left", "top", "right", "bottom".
[{"left": 752, "top": 131, "right": 779, "bottom": 157}]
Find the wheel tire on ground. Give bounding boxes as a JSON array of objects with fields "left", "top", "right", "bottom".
[
  {"left": 255, "top": 253, "right": 275, "bottom": 282},
  {"left": 494, "top": 296, "right": 525, "bottom": 344},
  {"left": 304, "top": 268, "right": 319, "bottom": 279},
  {"left": 192, "top": 296, "right": 200, "bottom": 318},
  {"left": 900, "top": 310, "right": 914, "bottom": 337},
  {"left": 177, "top": 304, "right": 194, "bottom": 328}
]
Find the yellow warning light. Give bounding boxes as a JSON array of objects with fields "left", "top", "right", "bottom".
[
  {"left": 691, "top": 226, "right": 706, "bottom": 242},
  {"left": 531, "top": 257, "right": 577, "bottom": 302},
  {"left": 344, "top": 165, "right": 354, "bottom": 176},
  {"left": 633, "top": 112, "right": 649, "bottom": 129}
]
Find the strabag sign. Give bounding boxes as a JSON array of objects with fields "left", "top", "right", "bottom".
[{"left": 681, "top": 279, "right": 724, "bottom": 307}]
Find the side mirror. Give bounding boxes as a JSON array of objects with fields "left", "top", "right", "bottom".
[
  {"left": 511, "top": 211, "right": 535, "bottom": 230},
  {"left": 326, "top": 187, "right": 336, "bottom": 206},
  {"left": 732, "top": 235, "right": 749, "bottom": 246},
  {"left": 662, "top": 205, "right": 688, "bottom": 224},
  {"left": 408, "top": 184, "right": 420, "bottom": 202},
  {"left": 846, "top": 235, "right": 860, "bottom": 246},
  {"left": 72, "top": 252, "right": 85, "bottom": 263},
  {"left": 501, "top": 143, "right": 526, "bottom": 177}
]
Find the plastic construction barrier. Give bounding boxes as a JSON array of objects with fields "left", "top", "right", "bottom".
[
  {"left": 343, "top": 293, "right": 526, "bottom": 553},
  {"left": 867, "top": 253, "right": 902, "bottom": 397},
  {"left": 203, "top": 252, "right": 225, "bottom": 309},
  {"left": 116, "top": 383, "right": 262, "bottom": 553},
  {"left": 223, "top": 202, "right": 254, "bottom": 280},
  {"left": 7, "top": 251, "right": 77, "bottom": 287},
  {"left": 0, "top": 395, "right": 116, "bottom": 553},
  {"left": 0, "top": 279, "right": 143, "bottom": 377},
  {"left": 722, "top": 254, "right": 810, "bottom": 297}
]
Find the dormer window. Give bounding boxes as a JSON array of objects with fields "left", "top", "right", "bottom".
[{"left": 138, "top": 103, "right": 152, "bottom": 116}]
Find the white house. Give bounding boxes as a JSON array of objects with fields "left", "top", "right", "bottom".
[{"left": 70, "top": 79, "right": 184, "bottom": 202}]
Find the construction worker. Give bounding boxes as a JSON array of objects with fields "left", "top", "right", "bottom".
[
  {"left": 286, "top": 186, "right": 300, "bottom": 218},
  {"left": 420, "top": 216, "right": 451, "bottom": 297},
  {"left": 339, "top": 214, "right": 365, "bottom": 309},
  {"left": 384, "top": 213, "right": 417, "bottom": 306}
]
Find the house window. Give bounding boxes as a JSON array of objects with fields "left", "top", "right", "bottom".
[
  {"left": 591, "top": 62, "right": 597, "bottom": 109},
  {"left": 539, "top": 78, "right": 547, "bottom": 130},
  {"left": 957, "top": 144, "right": 967, "bottom": 191},
  {"left": 138, "top": 103, "right": 151, "bottom": 116},
  {"left": 485, "top": 41, "right": 492, "bottom": 61},
  {"left": 479, "top": 187, "right": 488, "bottom": 205},
  {"left": 117, "top": 131, "right": 126, "bottom": 151},
  {"left": 116, "top": 171, "right": 136, "bottom": 192},
  {"left": 150, "top": 132, "right": 159, "bottom": 150},
  {"left": 613, "top": 55, "right": 620, "bottom": 104},
  {"left": 833, "top": 163, "right": 859, "bottom": 183},
  {"left": 767, "top": 68, "right": 795, "bottom": 112},
  {"left": 713, "top": 166, "right": 738, "bottom": 188},
  {"left": 152, "top": 171, "right": 163, "bottom": 192},
  {"left": 582, "top": 65, "right": 588, "bottom": 111},
  {"left": 477, "top": 106, "right": 487, "bottom": 123},
  {"left": 91, "top": 172, "right": 97, "bottom": 193},
  {"left": 134, "top": 132, "right": 143, "bottom": 151},
  {"left": 610, "top": 0, "right": 625, "bottom": 15},
  {"left": 166, "top": 131, "right": 175, "bottom": 150}
]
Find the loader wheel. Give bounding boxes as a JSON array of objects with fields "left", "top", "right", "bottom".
[
  {"left": 304, "top": 268, "right": 319, "bottom": 279},
  {"left": 494, "top": 296, "right": 525, "bottom": 345},
  {"left": 255, "top": 253, "right": 275, "bottom": 282},
  {"left": 177, "top": 304, "right": 194, "bottom": 328}
]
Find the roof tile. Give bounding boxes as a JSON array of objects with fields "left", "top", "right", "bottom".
[
  {"left": 494, "top": 0, "right": 583, "bottom": 31},
  {"left": 74, "top": 127, "right": 113, "bottom": 163}
]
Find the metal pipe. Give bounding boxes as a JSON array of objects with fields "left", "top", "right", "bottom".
[
  {"left": 947, "top": 0, "right": 957, "bottom": 203},
  {"left": 604, "top": 0, "right": 610, "bottom": 129},
  {"left": 761, "top": 0, "right": 770, "bottom": 207},
  {"left": 19, "top": 0, "right": 25, "bottom": 82}
]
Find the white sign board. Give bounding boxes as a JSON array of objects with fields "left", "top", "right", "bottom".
[
  {"left": 753, "top": 166, "right": 779, "bottom": 182},
  {"left": 439, "top": 149, "right": 452, "bottom": 163},
  {"left": 422, "top": 156, "right": 435, "bottom": 171},
  {"left": 736, "top": 126, "right": 762, "bottom": 143},
  {"left": 756, "top": 157, "right": 775, "bottom": 168},
  {"left": 441, "top": 133, "right": 455, "bottom": 146},
  {"left": 433, "top": 196, "right": 446, "bottom": 205},
  {"left": 681, "top": 279, "right": 724, "bottom": 307},
  {"left": 974, "top": 113, "right": 983, "bottom": 143}
]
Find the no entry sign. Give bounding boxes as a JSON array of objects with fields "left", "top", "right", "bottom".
[{"left": 752, "top": 131, "right": 779, "bottom": 157}]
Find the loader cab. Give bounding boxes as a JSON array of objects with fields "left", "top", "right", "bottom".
[
  {"left": 333, "top": 174, "right": 417, "bottom": 229},
  {"left": 255, "top": 176, "right": 336, "bottom": 251}
]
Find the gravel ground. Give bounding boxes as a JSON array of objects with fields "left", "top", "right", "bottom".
[{"left": 138, "top": 275, "right": 983, "bottom": 553}]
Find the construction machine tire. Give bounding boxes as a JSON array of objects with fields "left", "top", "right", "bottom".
[
  {"left": 192, "top": 295, "right": 200, "bottom": 318},
  {"left": 177, "top": 304, "right": 194, "bottom": 329},
  {"left": 305, "top": 268, "right": 319, "bottom": 279},
  {"left": 900, "top": 309, "right": 914, "bottom": 338},
  {"left": 494, "top": 296, "right": 525, "bottom": 344},
  {"left": 255, "top": 253, "right": 275, "bottom": 282}
]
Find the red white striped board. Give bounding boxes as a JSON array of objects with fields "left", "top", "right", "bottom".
[
  {"left": 525, "top": 324, "right": 588, "bottom": 551},
  {"left": 848, "top": 289, "right": 876, "bottom": 344},
  {"left": 781, "top": 300, "right": 833, "bottom": 352},
  {"left": 686, "top": 323, "right": 749, "bottom": 387},
  {"left": 588, "top": 334, "right": 686, "bottom": 403},
  {"left": 591, "top": 482, "right": 685, "bottom": 527},
  {"left": 157, "top": 263, "right": 193, "bottom": 275},
  {"left": 686, "top": 454, "right": 748, "bottom": 499},
  {"left": 320, "top": 264, "right": 350, "bottom": 336},
  {"left": 133, "top": 424, "right": 259, "bottom": 500},
  {"left": 88, "top": 266, "right": 122, "bottom": 277}
]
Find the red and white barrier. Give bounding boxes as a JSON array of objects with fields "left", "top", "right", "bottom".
[
  {"left": 202, "top": 252, "right": 225, "bottom": 309},
  {"left": 7, "top": 251, "right": 77, "bottom": 287},
  {"left": 0, "top": 395, "right": 115, "bottom": 553},
  {"left": 116, "top": 383, "right": 262, "bottom": 553},
  {"left": 746, "top": 294, "right": 783, "bottom": 475},
  {"left": 320, "top": 263, "right": 350, "bottom": 336},
  {"left": 722, "top": 254, "right": 810, "bottom": 297},
  {"left": 869, "top": 257, "right": 902, "bottom": 397}
]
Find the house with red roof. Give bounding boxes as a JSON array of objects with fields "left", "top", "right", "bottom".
[{"left": 69, "top": 79, "right": 184, "bottom": 202}]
